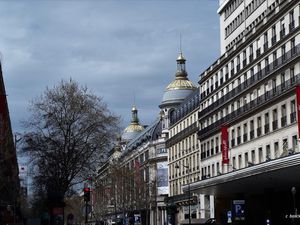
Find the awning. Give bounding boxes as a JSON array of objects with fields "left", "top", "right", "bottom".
[{"left": 183, "top": 153, "right": 300, "bottom": 197}]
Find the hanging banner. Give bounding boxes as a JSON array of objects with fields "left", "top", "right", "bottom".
[
  {"left": 157, "top": 162, "right": 169, "bottom": 195},
  {"left": 221, "top": 125, "right": 229, "bottom": 164},
  {"left": 296, "top": 86, "right": 300, "bottom": 138}
]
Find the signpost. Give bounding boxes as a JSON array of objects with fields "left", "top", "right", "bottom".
[
  {"left": 134, "top": 214, "right": 141, "bottom": 225},
  {"left": 232, "top": 200, "right": 245, "bottom": 221}
]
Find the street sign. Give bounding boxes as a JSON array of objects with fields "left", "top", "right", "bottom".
[
  {"left": 134, "top": 214, "right": 141, "bottom": 225},
  {"left": 233, "top": 200, "right": 245, "bottom": 221}
]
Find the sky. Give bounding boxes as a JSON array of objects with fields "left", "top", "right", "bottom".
[{"left": 0, "top": 0, "right": 220, "bottom": 134}]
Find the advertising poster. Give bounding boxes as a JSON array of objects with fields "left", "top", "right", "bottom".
[
  {"left": 157, "top": 162, "right": 169, "bottom": 195},
  {"left": 221, "top": 125, "right": 229, "bottom": 164}
]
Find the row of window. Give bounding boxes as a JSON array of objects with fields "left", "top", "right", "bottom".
[
  {"left": 169, "top": 152, "right": 200, "bottom": 179},
  {"left": 169, "top": 134, "right": 199, "bottom": 161},
  {"left": 225, "top": 0, "right": 266, "bottom": 37},
  {"left": 200, "top": 39, "right": 297, "bottom": 116},
  {"left": 170, "top": 112, "right": 198, "bottom": 140},
  {"left": 201, "top": 136, "right": 298, "bottom": 179},
  {"left": 201, "top": 98, "right": 296, "bottom": 160},
  {"left": 170, "top": 91, "right": 200, "bottom": 126},
  {"left": 126, "top": 150, "right": 149, "bottom": 170},
  {"left": 199, "top": 73, "right": 298, "bottom": 141},
  {"left": 224, "top": 0, "right": 244, "bottom": 20},
  {"left": 202, "top": 8, "right": 297, "bottom": 100},
  {"left": 200, "top": 66, "right": 296, "bottom": 129},
  {"left": 170, "top": 172, "right": 200, "bottom": 196},
  {"left": 202, "top": 33, "right": 296, "bottom": 102}
]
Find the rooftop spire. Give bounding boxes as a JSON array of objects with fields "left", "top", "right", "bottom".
[
  {"left": 176, "top": 34, "right": 187, "bottom": 76},
  {"left": 131, "top": 105, "right": 139, "bottom": 125}
]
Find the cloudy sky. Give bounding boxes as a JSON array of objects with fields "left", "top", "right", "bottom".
[{"left": 0, "top": 0, "right": 220, "bottom": 133}]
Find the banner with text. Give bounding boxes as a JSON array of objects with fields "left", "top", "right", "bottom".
[{"left": 221, "top": 125, "right": 229, "bottom": 164}]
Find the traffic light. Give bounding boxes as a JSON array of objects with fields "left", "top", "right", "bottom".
[{"left": 83, "top": 187, "right": 90, "bottom": 202}]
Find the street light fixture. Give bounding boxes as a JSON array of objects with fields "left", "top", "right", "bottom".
[{"left": 175, "top": 163, "right": 191, "bottom": 225}]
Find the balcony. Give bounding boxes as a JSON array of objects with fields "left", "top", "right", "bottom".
[
  {"left": 226, "top": 73, "right": 229, "bottom": 80},
  {"left": 198, "top": 44, "right": 300, "bottom": 120},
  {"left": 289, "top": 21, "right": 295, "bottom": 32},
  {"left": 264, "top": 124, "right": 270, "bottom": 134},
  {"left": 250, "top": 130, "right": 254, "bottom": 140},
  {"left": 237, "top": 136, "right": 241, "bottom": 145},
  {"left": 273, "top": 59, "right": 278, "bottom": 68},
  {"left": 271, "top": 35, "right": 277, "bottom": 46},
  {"left": 280, "top": 28, "right": 285, "bottom": 38},
  {"left": 249, "top": 54, "right": 253, "bottom": 63},
  {"left": 256, "top": 49, "right": 261, "bottom": 57},
  {"left": 257, "top": 127, "right": 262, "bottom": 137},
  {"left": 215, "top": 81, "right": 219, "bottom": 88},
  {"left": 220, "top": 77, "right": 224, "bottom": 84},
  {"left": 273, "top": 120, "right": 278, "bottom": 130},
  {"left": 281, "top": 116, "right": 287, "bottom": 127},
  {"left": 290, "top": 112, "right": 296, "bottom": 123},
  {"left": 166, "top": 122, "right": 198, "bottom": 147},
  {"left": 231, "top": 139, "right": 235, "bottom": 147},
  {"left": 215, "top": 146, "right": 219, "bottom": 153},
  {"left": 263, "top": 42, "right": 268, "bottom": 51},
  {"left": 206, "top": 150, "right": 210, "bottom": 157},
  {"left": 198, "top": 76, "right": 300, "bottom": 140}
]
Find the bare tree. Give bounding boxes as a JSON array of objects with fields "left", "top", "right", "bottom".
[{"left": 22, "top": 79, "right": 119, "bottom": 205}]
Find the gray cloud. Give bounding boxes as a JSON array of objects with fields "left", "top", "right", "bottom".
[{"left": 0, "top": 0, "right": 220, "bottom": 133}]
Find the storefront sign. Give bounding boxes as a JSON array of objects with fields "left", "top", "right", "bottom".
[{"left": 221, "top": 125, "right": 229, "bottom": 164}]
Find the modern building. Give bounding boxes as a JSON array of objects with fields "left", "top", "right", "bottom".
[{"left": 182, "top": 0, "right": 300, "bottom": 225}]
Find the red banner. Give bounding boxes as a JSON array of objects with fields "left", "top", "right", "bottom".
[
  {"left": 296, "top": 86, "right": 300, "bottom": 138},
  {"left": 221, "top": 125, "right": 229, "bottom": 164}
]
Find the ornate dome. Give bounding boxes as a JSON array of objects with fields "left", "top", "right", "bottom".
[
  {"left": 122, "top": 105, "right": 144, "bottom": 141},
  {"left": 160, "top": 52, "right": 196, "bottom": 108}
]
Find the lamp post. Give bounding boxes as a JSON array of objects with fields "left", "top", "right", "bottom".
[{"left": 175, "top": 163, "right": 191, "bottom": 225}]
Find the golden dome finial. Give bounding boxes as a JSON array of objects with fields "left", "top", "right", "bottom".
[{"left": 177, "top": 52, "right": 186, "bottom": 62}]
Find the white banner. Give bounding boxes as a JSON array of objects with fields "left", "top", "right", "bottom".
[{"left": 157, "top": 162, "right": 169, "bottom": 195}]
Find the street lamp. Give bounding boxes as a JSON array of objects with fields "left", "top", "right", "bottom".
[
  {"left": 291, "top": 187, "right": 297, "bottom": 215},
  {"left": 175, "top": 163, "right": 191, "bottom": 225}
]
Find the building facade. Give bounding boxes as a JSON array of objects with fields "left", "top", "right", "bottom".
[
  {"left": 183, "top": 0, "right": 300, "bottom": 225},
  {"left": 0, "top": 62, "right": 20, "bottom": 224},
  {"left": 94, "top": 105, "right": 169, "bottom": 225}
]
